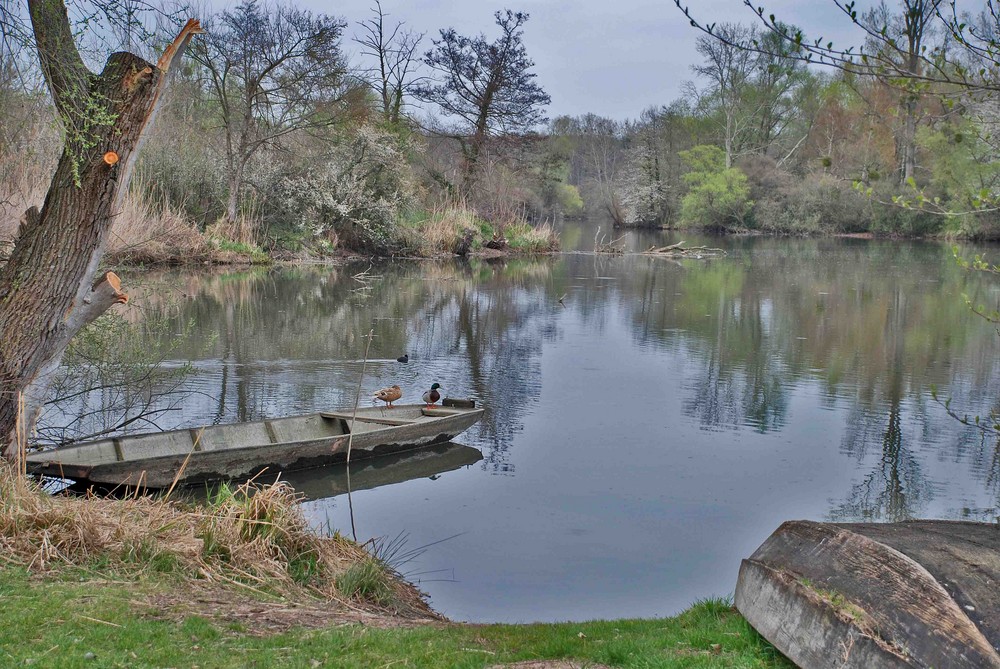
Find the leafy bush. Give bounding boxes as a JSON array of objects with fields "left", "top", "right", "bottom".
[
  {"left": 276, "top": 125, "right": 417, "bottom": 254},
  {"left": 555, "top": 183, "right": 585, "bottom": 217},
  {"left": 678, "top": 145, "right": 752, "bottom": 230},
  {"left": 505, "top": 221, "right": 559, "bottom": 252}
]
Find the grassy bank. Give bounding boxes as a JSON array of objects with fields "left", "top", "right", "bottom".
[
  {"left": 0, "top": 469, "right": 789, "bottom": 667},
  {"left": 0, "top": 568, "right": 790, "bottom": 668}
]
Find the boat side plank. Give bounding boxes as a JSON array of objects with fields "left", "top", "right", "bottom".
[
  {"left": 736, "top": 559, "right": 913, "bottom": 669},
  {"left": 73, "top": 409, "right": 483, "bottom": 488}
]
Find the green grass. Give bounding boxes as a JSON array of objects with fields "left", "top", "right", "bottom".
[
  {"left": 0, "top": 569, "right": 792, "bottom": 668},
  {"left": 213, "top": 239, "right": 271, "bottom": 264}
]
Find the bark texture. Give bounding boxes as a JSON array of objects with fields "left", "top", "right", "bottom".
[{"left": 0, "top": 7, "right": 203, "bottom": 459}]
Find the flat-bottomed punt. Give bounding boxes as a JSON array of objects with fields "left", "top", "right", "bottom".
[{"left": 26, "top": 401, "right": 484, "bottom": 489}]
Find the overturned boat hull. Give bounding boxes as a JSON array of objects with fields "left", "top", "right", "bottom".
[{"left": 735, "top": 520, "right": 1000, "bottom": 669}]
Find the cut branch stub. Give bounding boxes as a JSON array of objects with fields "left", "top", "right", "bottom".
[
  {"left": 157, "top": 19, "right": 206, "bottom": 77},
  {"left": 95, "top": 271, "right": 128, "bottom": 304}
]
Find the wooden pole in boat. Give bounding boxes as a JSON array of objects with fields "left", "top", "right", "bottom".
[
  {"left": 346, "top": 328, "right": 374, "bottom": 467},
  {"left": 346, "top": 328, "right": 374, "bottom": 542}
]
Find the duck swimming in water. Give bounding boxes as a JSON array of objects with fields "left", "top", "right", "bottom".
[
  {"left": 422, "top": 383, "right": 441, "bottom": 408},
  {"left": 373, "top": 384, "right": 402, "bottom": 408}
]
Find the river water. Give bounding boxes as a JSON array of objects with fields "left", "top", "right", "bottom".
[{"left": 58, "top": 222, "right": 1000, "bottom": 623}]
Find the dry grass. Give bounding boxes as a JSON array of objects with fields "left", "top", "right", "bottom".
[
  {"left": 105, "top": 186, "right": 210, "bottom": 265},
  {"left": 419, "top": 202, "right": 482, "bottom": 253},
  {"left": 0, "top": 163, "right": 212, "bottom": 265},
  {"left": 0, "top": 464, "right": 433, "bottom": 619},
  {"left": 0, "top": 159, "right": 49, "bottom": 246}
]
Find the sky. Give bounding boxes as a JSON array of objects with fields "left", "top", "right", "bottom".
[{"left": 289, "top": 0, "right": 870, "bottom": 121}]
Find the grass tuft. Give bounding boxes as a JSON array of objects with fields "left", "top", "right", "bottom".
[{"left": 335, "top": 557, "right": 396, "bottom": 607}]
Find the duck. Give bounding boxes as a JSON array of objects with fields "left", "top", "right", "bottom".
[
  {"left": 422, "top": 382, "right": 442, "bottom": 408},
  {"left": 396, "top": 353, "right": 409, "bottom": 363},
  {"left": 373, "top": 384, "right": 402, "bottom": 408}
]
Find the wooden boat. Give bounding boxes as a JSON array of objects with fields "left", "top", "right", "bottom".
[
  {"left": 277, "top": 441, "right": 483, "bottom": 500},
  {"left": 26, "top": 401, "right": 484, "bottom": 489},
  {"left": 735, "top": 520, "right": 1000, "bottom": 669}
]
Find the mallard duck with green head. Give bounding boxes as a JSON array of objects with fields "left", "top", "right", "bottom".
[{"left": 422, "top": 383, "right": 441, "bottom": 408}]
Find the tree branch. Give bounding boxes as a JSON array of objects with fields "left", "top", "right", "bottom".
[{"left": 27, "top": 0, "right": 91, "bottom": 119}]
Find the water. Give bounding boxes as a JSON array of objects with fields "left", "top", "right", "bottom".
[{"left": 52, "top": 223, "right": 1000, "bottom": 623}]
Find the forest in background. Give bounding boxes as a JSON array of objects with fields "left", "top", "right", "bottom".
[{"left": 2, "top": 0, "right": 1000, "bottom": 266}]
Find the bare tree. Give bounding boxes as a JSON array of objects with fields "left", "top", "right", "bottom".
[
  {"left": 865, "top": 1, "right": 941, "bottom": 183},
  {"left": 552, "top": 114, "right": 626, "bottom": 219},
  {"left": 691, "top": 23, "right": 804, "bottom": 168},
  {"left": 0, "top": 1, "right": 201, "bottom": 458},
  {"left": 692, "top": 24, "right": 760, "bottom": 168},
  {"left": 188, "top": 1, "right": 351, "bottom": 224},
  {"left": 354, "top": 0, "right": 423, "bottom": 126},
  {"left": 415, "top": 9, "right": 550, "bottom": 189}
]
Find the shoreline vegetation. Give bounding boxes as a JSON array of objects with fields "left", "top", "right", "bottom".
[{"left": 0, "top": 467, "right": 791, "bottom": 667}]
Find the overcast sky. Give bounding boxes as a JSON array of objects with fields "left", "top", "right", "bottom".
[{"left": 286, "top": 0, "right": 870, "bottom": 121}]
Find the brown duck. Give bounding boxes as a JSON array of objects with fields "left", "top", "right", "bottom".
[{"left": 373, "top": 384, "right": 402, "bottom": 408}]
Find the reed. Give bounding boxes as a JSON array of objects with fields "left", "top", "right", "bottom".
[
  {"left": 0, "top": 454, "right": 427, "bottom": 612},
  {"left": 104, "top": 184, "right": 209, "bottom": 264}
]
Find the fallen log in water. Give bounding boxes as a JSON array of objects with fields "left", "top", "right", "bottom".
[
  {"left": 640, "top": 240, "right": 726, "bottom": 258},
  {"left": 735, "top": 520, "right": 1000, "bottom": 669}
]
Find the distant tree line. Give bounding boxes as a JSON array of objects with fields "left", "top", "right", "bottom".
[
  {"left": 549, "top": 0, "right": 1000, "bottom": 238},
  {"left": 3, "top": 0, "right": 999, "bottom": 268}
]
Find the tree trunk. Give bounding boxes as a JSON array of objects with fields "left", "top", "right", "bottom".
[
  {"left": 0, "top": 10, "right": 203, "bottom": 460},
  {"left": 225, "top": 174, "right": 241, "bottom": 223},
  {"left": 897, "top": 96, "right": 918, "bottom": 184}
]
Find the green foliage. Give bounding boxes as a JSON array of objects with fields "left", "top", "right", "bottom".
[
  {"left": 122, "top": 539, "right": 179, "bottom": 574},
  {"left": 679, "top": 145, "right": 753, "bottom": 230},
  {"left": 505, "top": 222, "right": 558, "bottom": 252},
  {"left": 212, "top": 239, "right": 270, "bottom": 264},
  {"left": 555, "top": 183, "right": 585, "bottom": 217},
  {"left": 276, "top": 125, "right": 416, "bottom": 254}
]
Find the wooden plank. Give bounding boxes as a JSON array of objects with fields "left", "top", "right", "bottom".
[
  {"left": 264, "top": 421, "right": 279, "bottom": 444},
  {"left": 420, "top": 408, "right": 464, "bottom": 417},
  {"left": 735, "top": 520, "right": 1000, "bottom": 669},
  {"left": 319, "top": 412, "right": 412, "bottom": 426}
]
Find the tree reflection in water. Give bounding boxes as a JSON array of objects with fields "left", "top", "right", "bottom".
[{"left": 41, "top": 236, "right": 1000, "bottom": 525}]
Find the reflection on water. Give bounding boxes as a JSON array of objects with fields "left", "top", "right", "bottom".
[
  {"left": 279, "top": 443, "right": 484, "bottom": 500},
  {"left": 48, "top": 224, "right": 1000, "bottom": 622}
]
